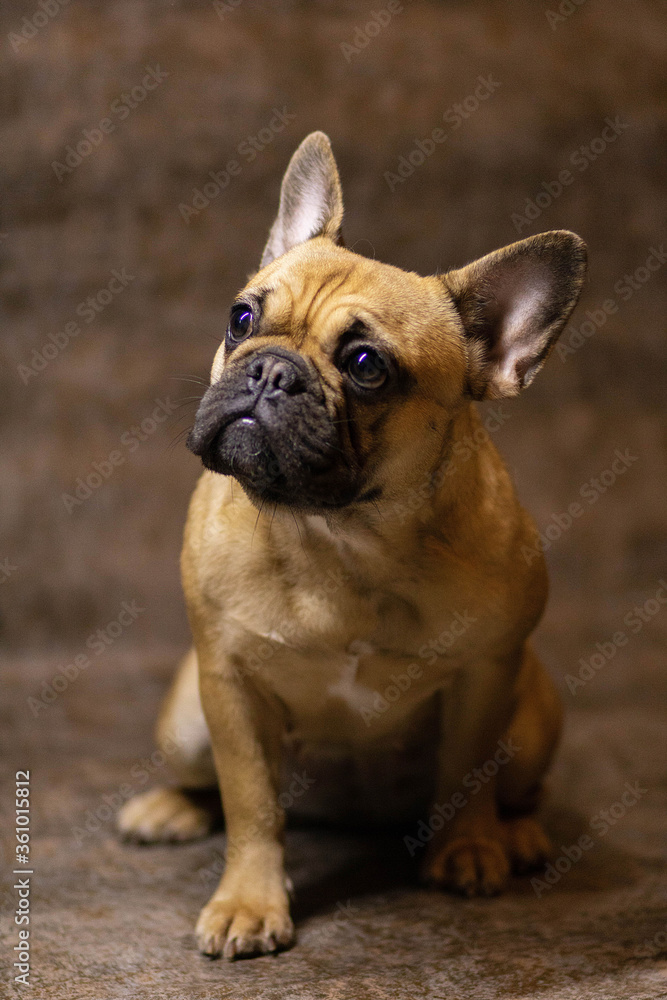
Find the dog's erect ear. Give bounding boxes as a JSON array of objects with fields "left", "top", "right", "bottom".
[
  {"left": 260, "top": 131, "right": 344, "bottom": 268},
  {"left": 444, "top": 231, "right": 587, "bottom": 399}
]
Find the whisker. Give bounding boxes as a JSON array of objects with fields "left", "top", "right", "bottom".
[
  {"left": 290, "top": 509, "right": 313, "bottom": 567},
  {"left": 195, "top": 331, "right": 224, "bottom": 345},
  {"left": 168, "top": 375, "right": 210, "bottom": 389},
  {"left": 252, "top": 500, "right": 265, "bottom": 547},
  {"left": 268, "top": 502, "right": 277, "bottom": 542},
  {"left": 166, "top": 426, "right": 193, "bottom": 452}
]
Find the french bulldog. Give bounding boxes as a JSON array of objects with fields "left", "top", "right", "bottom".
[{"left": 117, "top": 131, "right": 587, "bottom": 959}]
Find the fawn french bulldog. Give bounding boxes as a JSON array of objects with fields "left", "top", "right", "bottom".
[{"left": 117, "top": 132, "right": 587, "bottom": 959}]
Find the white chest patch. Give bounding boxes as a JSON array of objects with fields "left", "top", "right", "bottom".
[
  {"left": 258, "top": 628, "right": 292, "bottom": 646},
  {"left": 326, "top": 640, "right": 378, "bottom": 712}
]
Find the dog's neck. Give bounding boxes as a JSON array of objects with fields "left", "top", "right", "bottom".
[{"left": 278, "top": 402, "right": 509, "bottom": 569}]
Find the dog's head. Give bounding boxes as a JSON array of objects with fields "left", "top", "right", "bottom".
[{"left": 188, "top": 132, "right": 587, "bottom": 512}]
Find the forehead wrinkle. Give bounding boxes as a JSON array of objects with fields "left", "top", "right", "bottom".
[
  {"left": 282, "top": 265, "right": 352, "bottom": 341},
  {"left": 305, "top": 266, "right": 356, "bottom": 327},
  {"left": 259, "top": 254, "right": 418, "bottom": 350},
  {"left": 260, "top": 281, "right": 294, "bottom": 335}
]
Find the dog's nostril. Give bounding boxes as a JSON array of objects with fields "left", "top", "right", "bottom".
[
  {"left": 259, "top": 360, "right": 304, "bottom": 397},
  {"left": 245, "top": 353, "right": 307, "bottom": 397},
  {"left": 270, "top": 364, "right": 304, "bottom": 394},
  {"left": 247, "top": 358, "right": 264, "bottom": 381}
]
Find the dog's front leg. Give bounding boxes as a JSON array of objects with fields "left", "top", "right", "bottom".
[
  {"left": 422, "top": 656, "right": 518, "bottom": 897},
  {"left": 194, "top": 644, "right": 294, "bottom": 959}
]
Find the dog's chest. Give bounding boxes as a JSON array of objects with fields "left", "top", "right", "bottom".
[
  {"left": 245, "top": 582, "right": 457, "bottom": 744},
  {"left": 219, "top": 519, "right": 485, "bottom": 741}
]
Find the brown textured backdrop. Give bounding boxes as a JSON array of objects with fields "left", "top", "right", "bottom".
[{"left": 1, "top": 2, "right": 666, "bottom": 998}]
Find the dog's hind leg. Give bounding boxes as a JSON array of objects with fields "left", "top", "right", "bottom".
[
  {"left": 496, "top": 641, "right": 563, "bottom": 871},
  {"left": 117, "top": 648, "right": 220, "bottom": 843}
]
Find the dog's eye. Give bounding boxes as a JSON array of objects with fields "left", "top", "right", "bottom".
[
  {"left": 227, "top": 304, "right": 254, "bottom": 344},
  {"left": 346, "top": 347, "right": 389, "bottom": 389}
]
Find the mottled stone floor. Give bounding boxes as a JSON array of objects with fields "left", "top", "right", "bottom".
[{"left": 2, "top": 649, "right": 666, "bottom": 1000}]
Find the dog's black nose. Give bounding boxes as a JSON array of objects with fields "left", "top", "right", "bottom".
[{"left": 246, "top": 353, "right": 307, "bottom": 398}]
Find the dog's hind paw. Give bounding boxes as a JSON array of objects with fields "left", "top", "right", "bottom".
[
  {"left": 422, "top": 835, "right": 510, "bottom": 896},
  {"left": 117, "top": 787, "right": 214, "bottom": 843}
]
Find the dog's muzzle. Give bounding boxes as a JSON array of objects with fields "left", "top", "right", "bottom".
[{"left": 187, "top": 347, "right": 359, "bottom": 508}]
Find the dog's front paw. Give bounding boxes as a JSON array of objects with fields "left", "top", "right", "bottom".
[
  {"left": 422, "top": 835, "right": 510, "bottom": 897},
  {"left": 196, "top": 894, "right": 295, "bottom": 960},
  {"left": 502, "top": 815, "right": 553, "bottom": 873},
  {"left": 117, "top": 787, "right": 213, "bottom": 843}
]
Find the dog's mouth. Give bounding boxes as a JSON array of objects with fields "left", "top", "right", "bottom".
[{"left": 187, "top": 386, "right": 360, "bottom": 511}]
